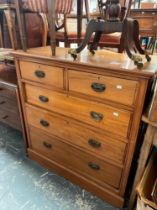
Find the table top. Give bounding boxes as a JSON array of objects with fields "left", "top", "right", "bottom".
[{"left": 12, "top": 46, "right": 157, "bottom": 79}]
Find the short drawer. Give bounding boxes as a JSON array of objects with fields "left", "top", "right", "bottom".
[
  {"left": 19, "top": 61, "right": 63, "bottom": 88},
  {"left": 26, "top": 105, "right": 127, "bottom": 164},
  {"left": 0, "top": 95, "right": 19, "bottom": 114},
  {"left": 0, "top": 109, "right": 21, "bottom": 130},
  {"left": 25, "top": 84, "right": 132, "bottom": 137},
  {"left": 0, "top": 87, "right": 16, "bottom": 100},
  {"left": 29, "top": 126, "right": 122, "bottom": 188},
  {"left": 68, "top": 70, "right": 139, "bottom": 106}
]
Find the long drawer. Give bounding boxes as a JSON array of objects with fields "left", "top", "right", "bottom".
[
  {"left": 26, "top": 105, "right": 127, "bottom": 164},
  {"left": 19, "top": 61, "right": 63, "bottom": 88},
  {"left": 25, "top": 84, "right": 132, "bottom": 138},
  {"left": 68, "top": 70, "right": 139, "bottom": 106},
  {"left": 29, "top": 126, "right": 122, "bottom": 189}
]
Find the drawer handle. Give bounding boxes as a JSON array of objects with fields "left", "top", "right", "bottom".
[
  {"left": 2, "top": 115, "right": 8, "bottom": 119},
  {"left": 43, "top": 141, "right": 52, "bottom": 149},
  {"left": 40, "top": 120, "right": 49, "bottom": 127},
  {"left": 35, "top": 70, "right": 45, "bottom": 78},
  {"left": 39, "top": 95, "right": 49, "bottom": 103},
  {"left": 88, "top": 162, "right": 100, "bottom": 171},
  {"left": 90, "top": 111, "right": 103, "bottom": 122},
  {"left": 91, "top": 83, "right": 106, "bottom": 92},
  {"left": 88, "top": 139, "right": 101, "bottom": 148},
  {"left": 0, "top": 101, "right": 5, "bottom": 105}
]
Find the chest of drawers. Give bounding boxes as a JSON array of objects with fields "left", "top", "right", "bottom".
[{"left": 13, "top": 47, "right": 157, "bottom": 208}]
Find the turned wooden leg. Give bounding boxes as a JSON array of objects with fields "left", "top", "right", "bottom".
[
  {"left": 40, "top": 14, "right": 48, "bottom": 47},
  {"left": 88, "top": 31, "right": 102, "bottom": 54}
]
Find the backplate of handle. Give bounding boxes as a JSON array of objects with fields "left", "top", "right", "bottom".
[
  {"left": 90, "top": 111, "right": 103, "bottom": 122},
  {"left": 88, "top": 139, "right": 101, "bottom": 148},
  {"left": 91, "top": 83, "right": 106, "bottom": 92},
  {"left": 40, "top": 120, "right": 49, "bottom": 127},
  {"left": 43, "top": 141, "right": 52, "bottom": 149},
  {"left": 39, "top": 95, "right": 49, "bottom": 103},
  {"left": 35, "top": 70, "right": 45, "bottom": 78},
  {"left": 88, "top": 162, "right": 100, "bottom": 171}
]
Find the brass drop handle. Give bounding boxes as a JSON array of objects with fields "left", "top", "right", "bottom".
[
  {"left": 90, "top": 111, "right": 103, "bottom": 122},
  {"left": 88, "top": 162, "right": 100, "bottom": 171},
  {"left": 91, "top": 83, "right": 106, "bottom": 92},
  {"left": 43, "top": 141, "right": 52, "bottom": 149},
  {"left": 88, "top": 139, "right": 101, "bottom": 148},
  {"left": 40, "top": 120, "right": 49, "bottom": 127},
  {"left": 35, "top": 70, "right": 45, "bottom": 78},
  {"left": 0, "top": 101, "right": 5, "bottom": 105},
  {"left": 39, "top": 95, "right": 49, "bottom": 103}
]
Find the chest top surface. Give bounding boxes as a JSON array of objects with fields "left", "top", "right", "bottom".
[{"left": 12, "top": 46, "right": 157, "bottom": 79}]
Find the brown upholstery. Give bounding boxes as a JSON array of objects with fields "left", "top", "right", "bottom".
[
  {"left": 22, "top": 0, "right": 73, "bottom": 14},
  {"left": 99, "top": 33, "right": 121, "bottom": 45}
]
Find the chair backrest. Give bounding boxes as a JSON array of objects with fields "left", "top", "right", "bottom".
[
  {"left": 98, "top": 0, "right": 132, "bottom": 20},
  {"left": 23, "top": 0, "right": 73, "bottom": 15}
]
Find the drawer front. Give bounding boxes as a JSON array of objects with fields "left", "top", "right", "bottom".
[
  {"left": 25, "top": 84, "right": 132, "bottom": 137},
  {"left": 0, "top": 109, "right": 21, "bottom": 130},
  {"left": 26, "top": 105, "right": 127, "bottom": 164},
  {"left": 0, "top": 87, "right": 16, "bottom": 101},
  {"left": 19, "top": 61, "right": 63, "bottom": 88},
  {"left": 68, "top": 70, "right": 139, "bottom": 106},
  {"left": 0, "top": 95, "right": 19, "bottom": 114},
  {"left": 29, "top": 126, "right": 122, "bottom": 188}
]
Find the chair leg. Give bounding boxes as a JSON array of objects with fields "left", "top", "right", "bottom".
[
  {"left": 47, "top": 0, "right": 56, "bottom": 56},
  {"left": 0, "top": 16, "right": 4, "bottom": 48},
  {"left": 4, "top": 9, "right": 17, "bottom": 49},
  {"left": 15, "top": 0, "right": 27, "bottom": 51},
  {"left": 39, "top": 14, "right": 48, "bottom": 46}
]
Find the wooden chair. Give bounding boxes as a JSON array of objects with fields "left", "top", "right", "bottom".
[
  {"left": 0, "top": 0, "right": 16, "bottom": 49},
  {"left": 96, "top": 0, "right": 133, "bottom": 53},
  {"left": 15, "top": 0, "right": 74, "bottom": 55},
  {"left": 0, "top": 0, "right": 48, "bottom": 50},
  {"left": 56, "top": 0, "right": 90, "bottom": 47}
]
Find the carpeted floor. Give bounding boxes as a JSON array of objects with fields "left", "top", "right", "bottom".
[{"left": 0, "top": 122, "right": 121, "bottom": 210}]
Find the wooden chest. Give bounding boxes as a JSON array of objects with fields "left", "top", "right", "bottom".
[{"left": 13, "top": 47, "right": 157, "bottom": 208}]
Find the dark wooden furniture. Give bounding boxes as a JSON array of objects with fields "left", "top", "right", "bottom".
[
  {"left": 12, "top": 46, "right": 157, "bottom": 208},
  {"left": 129, "top": 8, "right": 157, "bottom": 53},
  {"left": 0, "top": 0, "right": 48, "bottom": 49},
  {"left": 0, "top": 63, "right": 22, "bottom": 130},
  {"left": 91, "top": 0, "right": 132, "bottom": 53},
  {"left": 0, "top": 0, "right": 16, "bottom": 49}
]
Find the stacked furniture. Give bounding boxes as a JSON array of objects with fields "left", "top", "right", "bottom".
[
  {"left": 12, "top": 47, "right": 157, "bottom": 208},
  {"left": 129, "top": 8, "right": 157, "bottom": 53},
  {"left": 0, "top": 62, "right": 22, "bottom": 130}
]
